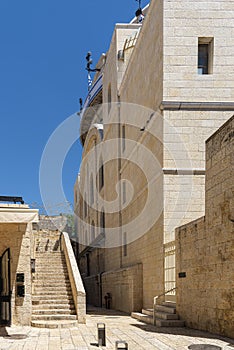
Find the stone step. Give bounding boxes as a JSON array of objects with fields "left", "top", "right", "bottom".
[
  {"left": 34, "top": 272, "right": 69, "bottom": 277},
  {"left": 34, "top": 281, "right": 70, "bottom": 287},
  {"left": 155, "top": 311, "right": 179, "bottom": 320},
  {"left": 34, "top": 283, "right": 71, "bottom": 292},
  {"left": 34, "top": 266, "right": 67, "bottom": 270},
  {"left": 32, "top": 303, "right": 75, "bottom": 309},
  {"left": 33, "top": 291, "right": 73, "bottom": 297},
  {"left": 155, "top": 319, "right": 185, "bottom": 327},
  {"left": 35, "top": 256, "right": 63, "bottom": 259},
  {"left": 33, "top": 280, "right": 70, "bottom": 285},
  {"left": 31, "top": 314, "right": 77, "bottom": 321},
  {"left": 35, "top": 262, "right": 65, "bottom": 265},
  {"left": 131, "top": 312, "right": 154, "bottom": 325},
  {"left": 32, "top": 294, "right": 74, "bottom": 300},
  {"left": 32, "top": 299, "right": 74, "bottom": 306},
  {"left": 162, "top": 301, "right": 176, "bottom": 308},
  {"left": 155, "top": 305, "right": 176, "bottom": 314},
  {"left": 31, "top": 320, "right": 78, "bottom": 329},
  {"left": 35, "top": 266, "right": 66, "bottom": 270},
  {"left": 142, "top": 309, "right": 153, "bottom": 317},
  {"left": 35, "top": 256, "right": 65, "bottom": 260},
  {"left": 35, "top": 254, "right": 64, "bottom": 257},
  {"left": 32, "top": 309, "right": 76, "bottom": 315}
]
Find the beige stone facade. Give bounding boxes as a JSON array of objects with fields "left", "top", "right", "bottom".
[
  {"left": 75, "top": 0, "right": 234, "bottom": 324},
  {"left": 0, "top": 204, "right": 38, "bottom": 326},
  {"left": 176, "top": 115, "right": 234, "bottom": 338}
]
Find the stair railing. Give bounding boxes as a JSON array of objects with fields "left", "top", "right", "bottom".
[{"left": 153, "top": 287, "right": 177, "bottom": 326}]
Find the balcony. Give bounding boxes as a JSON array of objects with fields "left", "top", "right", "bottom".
[{"left": 79, "top": 74, "right": 103, "bottom": 145}]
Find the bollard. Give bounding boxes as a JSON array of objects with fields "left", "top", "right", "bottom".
[
  {"left": 97, "top": 323, "right": 106, "bottom": 347},
  {"left": 115, "top": 340, "right": 128, "bottom": 349}
]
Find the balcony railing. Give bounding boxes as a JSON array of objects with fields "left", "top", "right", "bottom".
[
  {"left": 82, "top": 74, "right": 103, "bottom": 112},
  {"left": 80, "top": 74, "right": 103, "bottom": 144}
]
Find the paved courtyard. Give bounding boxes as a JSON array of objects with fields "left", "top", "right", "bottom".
[{"left": 0, "top": 307, "right": 233, "bottom": 350}]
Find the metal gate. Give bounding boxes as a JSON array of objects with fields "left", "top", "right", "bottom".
[
  {"left": 164, "top": 242, "right": 176, "bottom": 302},
  {"left": 0, "top": 248, "right": 11, "bottom": 326}
]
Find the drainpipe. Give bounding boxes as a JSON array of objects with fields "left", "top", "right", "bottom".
[{"left": 117, "top": 95, "right": 123, "bottom": 269}]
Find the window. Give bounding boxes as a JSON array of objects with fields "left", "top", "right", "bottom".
[
  {"left": 91, "top": 221, "right": 95, "bottom": 242},
  {"left": 198, "top": 37, "right": 214, "bottom": 74},
  {"left": 100, "top": 209, "right": 105, "bottom": 235},
  {"left": 84, "top": 193, "right": 87, "bottom": 217},
  {"left": 122, "top": 125, "right": 125, "bottom": 152},
  {"left": 123, "top": 232, "right": 127, "bottom": 256},
  {"left": 122, "top": 181, "right": 126, "bottom": 204},
  {"left": 90, "top": 175, "right": 94, "bottom": 205},
  {"left": 108, "top": 84, "right": 111, "bottom": 114},
  {"left": 99, "top": 158, "right": 104, "bottom": 190}
]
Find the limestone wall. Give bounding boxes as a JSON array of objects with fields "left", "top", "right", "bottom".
[
  {"left": 163, "top": 108, "right": 232, "bottom": 244},
  {"left": 176, "top": 115, "right": 234, "bottom": 338},
  {"left": 0, "top": 223, "right": 32, "bottom": 326},
  {"left": 101, "top": 263, "right": 143, "bottom": 313},
  {"left": 163, "top": 0, "right": 234, "bottom": 102}
]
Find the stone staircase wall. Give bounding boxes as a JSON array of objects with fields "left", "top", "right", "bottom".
[{"left": 31, "top": 230, "right": 86, "bottom": 328}]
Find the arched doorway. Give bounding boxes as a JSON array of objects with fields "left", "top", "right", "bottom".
[{"left": 0, "top": 248, "right": 11, "bottom": 326}]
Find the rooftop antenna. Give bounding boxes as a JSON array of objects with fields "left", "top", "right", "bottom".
[{"left": 136, "top": 0, "right": 142, "bottom": 9}]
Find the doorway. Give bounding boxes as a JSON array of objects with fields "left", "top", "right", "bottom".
[{"left": 0, "top": 248, "right": 11, "bottom": 326}]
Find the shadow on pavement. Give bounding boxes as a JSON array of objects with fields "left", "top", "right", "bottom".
[
  {"left": 0, "top": 327, "right": 28, "bottom": 340},
  {"left": 131, "top": 323, "right": 234, "bottom": 345}
]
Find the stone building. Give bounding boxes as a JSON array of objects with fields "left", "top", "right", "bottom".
[
  {"left": 0, "top": 202, "right": 38, "bottom": 326},
  {"left": 75, "top": 0, "right": 234, "bottom": 328},
  {"left": 176, "top": 115, "right": 234, "bottom": 338},
  {"left": 0, "top": 202, "right": 85, "bottom": 327}
]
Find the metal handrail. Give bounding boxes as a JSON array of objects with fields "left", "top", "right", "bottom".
[{"left": 153, "top": 287, "right": 177, "bottom": 325}]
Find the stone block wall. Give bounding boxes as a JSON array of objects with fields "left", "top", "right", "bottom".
[
  {"left": 101, "top": 263, "right": 143, "bottom": 313},
  {"left": 176, "top": 115, "right": 234, "bottom": 338},
  {"left": 0, "top": 223, "right": 32, "bottom": 326},
  {"left": 163, "top": 0, "right": 234, "bottom": 102}
]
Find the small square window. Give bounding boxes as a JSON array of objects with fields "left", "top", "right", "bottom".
[{"left": 198, "top": 37, "right": 214, "bottom": 75}]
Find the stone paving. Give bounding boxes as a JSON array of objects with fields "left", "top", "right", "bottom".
[{"left": 0, "top": 307, "right": 233, "bottom": 350}]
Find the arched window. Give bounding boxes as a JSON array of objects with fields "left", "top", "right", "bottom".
[
  {"left": 108, "top": 84, "right": 111, "bottom": 114},
  {"left": 84, "top": 193, "right": 87, "bottom": 217},
  {"left": 90, "top": 175, "right": 94, "bottom": 205},
  {"left": 91, "top": 220, "right": 95, "bottom": 242},
  {"left": 99, "top": 158, "right": 104, "bottom": 190},
  {"left": 100, "top": 208, "right": 105, "bottom": 235}
]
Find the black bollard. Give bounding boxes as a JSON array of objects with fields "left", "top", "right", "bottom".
[
  {"left": 97, "top": 323, "right": 106, "bottom": 347},
  {"left": 115, "top": 340, "right": 128, "bottom": 349}
]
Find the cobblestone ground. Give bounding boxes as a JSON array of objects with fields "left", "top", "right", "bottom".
[{"left": 0, "top": 307, "right": 233, "bottom": 350}]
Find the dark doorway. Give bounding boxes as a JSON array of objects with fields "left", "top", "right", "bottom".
[{"left": 0, "top": 248, "right": 11, "bottom": 326}]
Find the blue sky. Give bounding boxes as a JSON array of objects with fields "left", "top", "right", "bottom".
[{"left": 0, "top": 0, "right": 148, "bottom": 213}]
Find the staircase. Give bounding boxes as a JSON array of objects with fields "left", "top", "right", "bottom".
[
  {"left": 31, "top": 231, "right": 77, "bottom": 328},
  {"left": 131, "top": 302, "right": 185, "bottom": 327}
]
